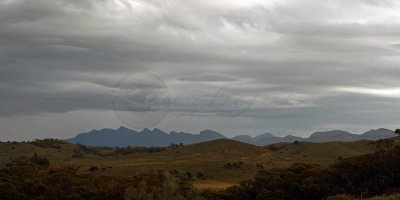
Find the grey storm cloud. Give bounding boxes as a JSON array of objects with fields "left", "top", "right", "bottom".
[
  {"left": 0, "top": 0, "right": 400, "bottom": 140},
  {"left": 177, "top": 74, "right": 239, "bottom": 82}
]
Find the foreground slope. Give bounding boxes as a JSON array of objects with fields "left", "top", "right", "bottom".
[{"left": 0, "top": 138, "right": 389, "bottom": 190}]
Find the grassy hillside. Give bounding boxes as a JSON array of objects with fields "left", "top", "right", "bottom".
[
  {"left": 0, "top": 140, "right": 76, "bottom": 165},
  {"left": 0, "top": 138, "right": 386, "bottom": 190},
  {"left": 0, "top": 139, "right": 270, "bottom": 188},
  {"left": 65, "top": 139, "right": 271, "bottom": 185},
  {"left": 266, "top": 139, "right": 375, "bottom": 167}
]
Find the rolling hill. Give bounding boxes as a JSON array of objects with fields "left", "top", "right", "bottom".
[{"left": 1, "top": 137, "right": 391, "bottom": 190}]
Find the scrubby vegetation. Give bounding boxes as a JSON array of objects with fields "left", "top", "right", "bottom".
[
  {"left": 223, "top": 161, "right": 244, "bottom": 169},
  {"left": 0, "top": 154, "right": 204, "bottom": 200},
  {"left": 2, "top": 138, "right": 400, "bottom": 199},
  {"left": 73, "top": 144, "right": 167, "bottom": 157},
  {"left": 28, "top": 138, "right": 68, "bottom": 149},
  {"left": 208, "top": 139, "right": 400, "bottom": 200}
]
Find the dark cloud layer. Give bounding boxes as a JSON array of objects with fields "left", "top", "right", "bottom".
[{"left": 1, "top": 0, "right": 400, "bottom": 140}]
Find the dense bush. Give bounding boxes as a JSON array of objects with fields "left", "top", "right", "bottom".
[
  {"left": 0, "top": 154, "right": 204, "bottom": 200},
  {"left": 210, "top": 139, "right": 400, "bottom": 200},
  {"left": 28, "top": 139, "right": 67, "bottom": 149},
  {"left": 223, "top": 162, "right": 244, "bottom": 169}
]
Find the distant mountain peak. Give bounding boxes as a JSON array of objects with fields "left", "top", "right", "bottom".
[
  {"left": 360, "top": 128, "right": 394, "bottom": 140},
  {"left": 200, "top": 129, "right": 220, "bottom": 135},
  {"left": 152, "top": 128, "right": 167, "bottom": 135},
  {"left": 198, "top": 130, "right": 224, "bottom": 138},
  {"left": 232, "top": 135, "right": 253, "bottom": 140},
  {"left": 117, "top": 126, "right": 131, "bottom": 131},
  {"left": 140, "top": 128, "right": 151, "bottom": 133},
  {"left": 99, "top": 128, "right": 114, "bottom": 132},
  {"left": 283, "top": 135, "right": 303, "bottom": 140},
  {"left": 364, "top": 128, "right": 392, "bottom": 133},
  {"left": 310, "top": 130, "right": 352, "bottom": 137},
  {"left": 254, "top": 132, "right": 275, "bottom": 140}
]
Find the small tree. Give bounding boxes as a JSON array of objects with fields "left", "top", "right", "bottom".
[
  {"left": 30, "top": 153, "right": 50, "bottom": 166},
  {"left": 395, "top": 129, "right": 400, "bottom": 137},
  {"left": 89, "top": 166, "right": 98, "bottom": 172}
]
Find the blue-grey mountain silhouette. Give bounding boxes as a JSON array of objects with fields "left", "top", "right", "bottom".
[
  {"left": 67, "top": 126, "right": 226, "bottom": 147},
  {"left": 67, "top": 127, "right": 395, "bottom": 147}
]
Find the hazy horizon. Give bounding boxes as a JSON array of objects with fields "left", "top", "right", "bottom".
[{"left": 0, "top": 125, "right": 395, "bottom": 142}]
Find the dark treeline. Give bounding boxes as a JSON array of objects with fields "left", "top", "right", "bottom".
[
  {"left": 73, "top": 144, "right": 167, "bottom": 157},
  {"left": 23, "top": 139, "right": 168, "bottom": 155},
  {"left": 28, "top": 139, "right": 69, "bottom": 149},
  {"left": 207, "top": 139, "right": 400, "bottom": 200}
]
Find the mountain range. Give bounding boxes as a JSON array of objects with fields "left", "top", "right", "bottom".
[
  {"left": 66, "top": 127, "right": 396, "bottom": 147},
  {"left": 67, "top": 127, "right": 225, "bottom": 147}
]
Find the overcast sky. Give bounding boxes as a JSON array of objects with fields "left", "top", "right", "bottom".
[{"left": 1, "top": 0, "right": 400, "bottom": 140}]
